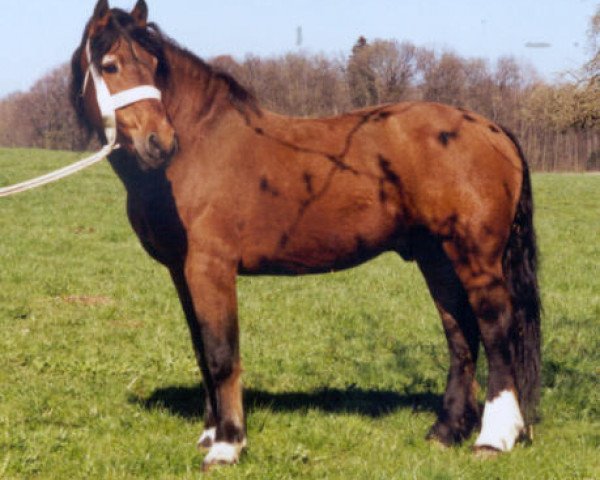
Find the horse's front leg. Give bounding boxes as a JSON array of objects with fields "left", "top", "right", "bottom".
[{"left": 170, "top": 249, "right": 245, "bottom": 469}]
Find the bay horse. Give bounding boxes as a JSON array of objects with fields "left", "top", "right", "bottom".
[{"left": 71, "top": 0, "right": 541, "bottom": 469}]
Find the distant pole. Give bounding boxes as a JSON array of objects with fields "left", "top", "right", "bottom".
[{"left": 296, "top": 26, "right": 303, "bottom": 47}]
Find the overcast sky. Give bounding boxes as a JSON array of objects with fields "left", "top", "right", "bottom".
[{"left": 0, "top": 0, "right": 597, "bottom": 98}]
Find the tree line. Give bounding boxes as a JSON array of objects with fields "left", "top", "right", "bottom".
[{"left": 1, "top": 14, "right": 598, "bottom": 171}]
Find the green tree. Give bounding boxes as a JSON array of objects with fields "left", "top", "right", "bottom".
[{"left": 347, "top": 37, "right": 379, "bottom": 108}]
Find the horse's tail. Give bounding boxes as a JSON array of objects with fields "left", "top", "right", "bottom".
[{"left": 502, "top": 128, "right": 542, "bottom": 427}]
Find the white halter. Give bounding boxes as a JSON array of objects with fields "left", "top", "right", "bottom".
[
  {"left": 0, "top": 40, "right": 164, "bottom": 197},
  {"left": 82, "top": 39, "right": 163, "bottom": 147}
]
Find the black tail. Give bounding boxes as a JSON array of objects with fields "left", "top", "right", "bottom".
[{"left": 502, "top": 129, "right": 541, "bottom": 426}]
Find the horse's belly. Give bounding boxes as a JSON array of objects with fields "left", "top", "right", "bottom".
[
  {"left": 239, "top": 220, "right": 396, "bottom": 275},
  {"left": 239, "top": 171, "right": 406, "bottom": 275}
]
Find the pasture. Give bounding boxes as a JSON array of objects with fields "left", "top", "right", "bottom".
[{"left": 0, "top": 148, "right": 598, "bottom": 479}]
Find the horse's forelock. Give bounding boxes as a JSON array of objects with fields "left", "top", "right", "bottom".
[{"left": 88, "top": 9, "right": 170, "bottom": 82}]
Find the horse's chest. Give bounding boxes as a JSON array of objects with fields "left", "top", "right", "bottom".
[{"left": 127, "top": 194, "right": 187, "bottom": 266}]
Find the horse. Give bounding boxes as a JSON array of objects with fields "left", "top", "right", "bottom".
[{"left": 71, "top": 0, "right": 541, "bottom": 469}]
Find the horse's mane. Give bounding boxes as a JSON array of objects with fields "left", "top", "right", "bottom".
[
  {"left": 70, "top": 8, "right": 258, "bottom": 134},
  {"left": 158, "top": 31, "right": 260, "bottom": 117}
]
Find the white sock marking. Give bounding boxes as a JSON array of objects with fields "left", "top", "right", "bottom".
[
  {"left": 203, "top": 440, "right": 245, "bottom": 466},
  {"left": 474, "top": 389, "right": 524, "bottom": 451},
  {"left": 197, "top": 427, "right": 216, "bottom": 449}
]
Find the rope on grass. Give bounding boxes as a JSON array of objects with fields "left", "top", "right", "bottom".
[{"left": 0, "top": 144, "right": 116, "bottom": 198}]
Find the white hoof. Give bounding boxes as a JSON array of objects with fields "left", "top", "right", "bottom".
[
  {"left": 202, "top": 440, "right": 246, "bottom": 470},
  {"left": 474, "top": 389, "right": 525, "bottom": 452},
  {"left": 197, "top": 427, "right": 216, "bottom": 450}
]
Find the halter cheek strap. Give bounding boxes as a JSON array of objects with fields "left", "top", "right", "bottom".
[
  {"left": 0, "top": 42, "right": 163, "bottom": 197},
  {"left": 82, "top": 40, "right": 163, "bottom": 147}
]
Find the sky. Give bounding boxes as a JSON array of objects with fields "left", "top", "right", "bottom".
[{"left": 0, "top": 0, "right": 597, "bottom": 98}]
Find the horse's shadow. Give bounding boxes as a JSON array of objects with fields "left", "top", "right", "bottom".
[{"left": 131, "top": 384, "right": 441, "bottom": 420}]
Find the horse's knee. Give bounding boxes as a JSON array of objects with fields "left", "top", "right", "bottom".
[{"left": 203, "top": 334, "right": 238, "bottom": 384}]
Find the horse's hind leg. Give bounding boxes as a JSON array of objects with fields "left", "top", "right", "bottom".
[
  {"left": 412, "top": 233, "right": 481, "bottom": 445},
  {"left": 448, "top": 244, "right": 525, "bottom": 452}
]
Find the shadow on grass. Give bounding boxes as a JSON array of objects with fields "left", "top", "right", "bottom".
[{"left": 131, "top": 384, "right": 441, "bottom": 420}]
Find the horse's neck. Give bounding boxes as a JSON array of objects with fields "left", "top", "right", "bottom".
[
  {"left": 106, "top": 53, "right": 217, "bottom": 200},
  {"left": 162, "top": 47, "right": 217, "bottom": 130},
  {"left": 161, "top": 45, "right": 258, "bottom": 140},
  {"left": 109, "top": 47, "right": 253, "bottom": 200}
]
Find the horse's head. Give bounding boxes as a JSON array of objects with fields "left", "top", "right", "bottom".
[{"left": 72, "top": 0, "right": 177, "bottom": 170}]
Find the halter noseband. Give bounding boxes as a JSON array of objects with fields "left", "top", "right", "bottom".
[{"left": 82, "top": 39, "right": 163, "bottom": 147}]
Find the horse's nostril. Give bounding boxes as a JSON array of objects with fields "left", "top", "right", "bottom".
[
  {"left": 144, "top": 132, "right": 176, "bottom": 163},
  {"left": 147, "top": 133, "right": 161, "bottom": 152},
  {"left": 169, "top": 135, "right": 179, "bottom": 156}
]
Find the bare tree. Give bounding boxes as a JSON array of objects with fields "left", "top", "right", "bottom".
[
  {"left": 587, "top": 6, "right": 600, "bottom": 79},
  {"left": 422, "top": 52, "right": 467, "bottom": 106},
  {"left": 0, "top": 64, "right": 89, "bottom": 150},
  {"left": 217, "top": 52, "right": 348, "bottom": 117}
]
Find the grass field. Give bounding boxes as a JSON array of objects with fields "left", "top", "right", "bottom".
[{"left": 0, "top": 148, "right": 598, "bottom": 479}]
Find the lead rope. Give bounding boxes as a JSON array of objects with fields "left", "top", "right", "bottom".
[
  {"left": 0, "top": 39, "right": 162, "bottom": 198},
  {"left": 0, "top": 145, "right": 115, "bottom": 198},
  {"left": 0, "top": 41, "right": 117, "bottom": 198}
]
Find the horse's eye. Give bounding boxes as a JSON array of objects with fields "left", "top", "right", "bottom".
[{"left": 102, "top": 63, "right": 119, "bottom": 74}]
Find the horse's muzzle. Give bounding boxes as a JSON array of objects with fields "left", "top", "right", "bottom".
[
  {"left": 135, "top": 131, "right": 178, "bottom": 170},
  {"left": 147, "top": 132, "right": 178, "bottom": 160}
]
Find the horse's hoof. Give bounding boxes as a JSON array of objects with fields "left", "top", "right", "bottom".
[
  {"left": 426, "top": 427, "right": 451, "bottom": 448},
  {"left": 472, "top": 445, "right": 501, "bottom": 459},
  {"left": 201, "top": 440, "right": 246, "bottom": 471},
  {"left": 426, "top": 421, "right": 474, "bottom": 447},
  {"left": 426, "top": 423, "right": 449, "bottom": 443},
  {"left": 201, "top": 457, "right": 235, "bottom": 472},
  {"left": 521, "top": 425, "right": 534, "bottom": 444},
  {"left": 197, "top": 427, "right": 216, "bottom": 451},
  {"left": 427, "top": 436, "right": 450, "bottom": 450}
]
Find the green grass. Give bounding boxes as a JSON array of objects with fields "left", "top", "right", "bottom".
[{"left": 1, "top": 148, "right": 598, "bottom": 479}]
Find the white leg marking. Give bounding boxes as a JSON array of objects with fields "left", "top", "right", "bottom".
[
  {"left": 203, "top": 440, "right": 246, "bottom": 467},
  {"left": 474, "top": 389, "right": 524, "bottom": 451},
  {"left": 197, "top": 427, "right": 216, "bottom": 449}
]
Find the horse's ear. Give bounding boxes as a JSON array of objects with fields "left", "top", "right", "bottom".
[
  {"left": 93, "top": 0, "right": 110, "bottom": 20},
  {"left": 131, "top": 0, "right": 149, "bottom": 27},
  {"left": 89, "top": 0, "right": 111, "bottom": 36}
]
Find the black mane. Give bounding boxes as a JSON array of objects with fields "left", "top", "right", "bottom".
[{"left": 164, "top": 40, "right": 258, "bottom": 114}]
